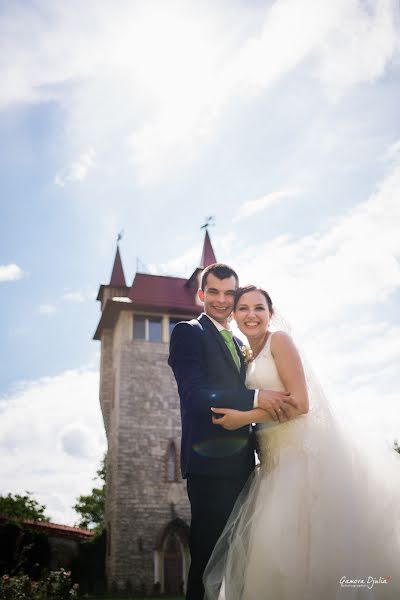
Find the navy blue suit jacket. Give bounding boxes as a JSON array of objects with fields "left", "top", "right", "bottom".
[{"left": 168, "top": 313, "right": 256, "bottom": 479}]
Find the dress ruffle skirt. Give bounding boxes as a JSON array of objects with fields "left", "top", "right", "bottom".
[{"left": 204, "top": 394, "right": 400, "bottom": 599}]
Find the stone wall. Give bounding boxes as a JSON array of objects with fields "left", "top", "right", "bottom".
[
  {"left": 99, "top": 329, "right": 113, "bottom": 434},
  {"left": 104, "top": 312, "right": 190, "bottom": 593}
]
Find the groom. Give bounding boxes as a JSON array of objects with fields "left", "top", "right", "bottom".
[{"left": 168, "top": 263, "right": 291, "bottom": 600}]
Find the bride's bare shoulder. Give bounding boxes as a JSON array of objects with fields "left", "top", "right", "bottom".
[
  {"left": 270, "top": 330, "right": 292, "bottom": 342},
  {"left": 270, "top": 330, "right": 295, "bottom": 352}
]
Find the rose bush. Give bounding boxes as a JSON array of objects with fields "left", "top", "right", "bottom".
[{"left": 0, "top": 569, "right": 78, "bottom": 600}]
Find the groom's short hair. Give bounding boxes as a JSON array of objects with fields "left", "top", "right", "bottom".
[{"left": 200, "top": 263, "right": 239, "bottom": 291}]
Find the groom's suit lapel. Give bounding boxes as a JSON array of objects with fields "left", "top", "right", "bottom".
[
  {"left": 233, "top": 337, "right": 247, "bottom": 381},
  {"left": 199, "top": 313, "right": 244, "bottom": 381}
]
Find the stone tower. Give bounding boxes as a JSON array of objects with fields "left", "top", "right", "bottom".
[{"left": 94, "top": 232, "right": 217, "bottom": 595}]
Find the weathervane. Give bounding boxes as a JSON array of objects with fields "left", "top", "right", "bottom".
[
  {"left": 201, "top": 216, "right": 215, "bottom": 230},
  {"left": 117, "top": 229, "right": 124, "bottom": 244}
]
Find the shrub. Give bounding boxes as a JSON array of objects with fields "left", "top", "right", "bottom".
[
  {"left": 69, "top": 530, "right": 106, "bottom": 595},
  {"left": 0, "top": 569, "right": 78, "bottom": 600},
  {"left": 0, "top": 521, "right": 50, "bottom": 579}
]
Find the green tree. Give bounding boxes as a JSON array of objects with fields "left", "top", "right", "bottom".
[
  {"left": 73, "top": 455, "right": 106, "bottom": 533},
  {"left": 0, "top": 492, "right": 49, "bottom": 522}
]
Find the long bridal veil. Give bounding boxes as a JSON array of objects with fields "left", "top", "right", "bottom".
[{"left": 204, "top": 311, "right": 400, "bottom": 599}]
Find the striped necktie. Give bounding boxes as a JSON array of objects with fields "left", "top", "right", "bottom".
[{"left": 220, "top": 329, "right": 240, "bottom": 371}]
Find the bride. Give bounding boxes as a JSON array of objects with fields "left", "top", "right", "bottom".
[{"left": 204, "top": 285, "right": 400, "bottom": 599}]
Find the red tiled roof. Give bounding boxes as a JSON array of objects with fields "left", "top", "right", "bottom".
[
  {"left": 0, "top": 515, "right": 94, "bottom": 540},
  {"left": 128, "top": 273, "right": 200, "bottom": 312}
]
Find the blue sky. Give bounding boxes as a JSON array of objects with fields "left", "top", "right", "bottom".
[{"left": 1, "top": 0, "right": 400, "bottom": 525}]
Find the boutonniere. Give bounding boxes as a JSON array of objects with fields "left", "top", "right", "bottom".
[{"left": 241, "top": 345, "right": 254, "bottom": 366}]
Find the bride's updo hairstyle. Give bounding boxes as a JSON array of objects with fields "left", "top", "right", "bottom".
[{"left": 233, "top": 284, "right": 274, "bottom": 314}]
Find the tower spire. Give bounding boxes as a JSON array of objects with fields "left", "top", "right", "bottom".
[
  {"left": 110, "top": 245, "right": 127, "bottom": 287},
  {"left": 200, "top": 229, "right": 217, "bottom": 268}
]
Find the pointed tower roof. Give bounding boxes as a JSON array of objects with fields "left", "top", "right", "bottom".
[
  {"left": 110, "top": 245, "right": 126, "bottom": 287},
  {"left": 185, "top": 230, "right": 218, "bottom": 292},
  {"left": 94, "top": 231, "right": 217, "bottom": 340},
  {"left": 199, "top": 230, "right": 217, "bottom": 268},
  {"left": 96, "top": 245, "right": 128, "bottom": 306}
]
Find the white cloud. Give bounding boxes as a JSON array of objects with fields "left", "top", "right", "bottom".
[
  {"left": 0, "top": 367, "right": 105, "bottom": 525},
  {"left": 383, "top": 138, "right": 400, "bottom": 163},
  {"left": 60, "top": 423, "right": 99, "bottom": 459},
  {"left": 0, "top": 263, "right": 24, "bottom": 282},
  {"left": 63, "top": 289, "right": 96, "bottom": 303},
  {"left": 38, "top": 304, "right": 57, "bottom": 315},
  {"left": 1, "top": 0, "right": 398, "bottom": 183},
  {"left": 8, "top": 327, "right": 26, "bottom": 338},
  {"left": 126, "top": 0, "right": 336, "bottom": 182},
  {"left": 63, "top": 291, "right": 85, "bottom": 303},
  {"left": 129, "top": 0, "right": 400, "bottom": 180},
  {"left": 233, "top": 157, "right": 400, "bottom": 330},
  {"left": 233, "top": 189, "right": 300, "bottom": 222},
  {"left": 304, "top": 318, "right": 400, "bottom": 389},
  {"left": 158, "top": 230, "right": 236, "bottom": 277},
  {"left": 159, "top": 241, "right": 203, "bottom": 277},
  {"left": 317, "top": 0, "right": 400, "bottom": 98},
  {"left": 54, "top": 149, "right": 95, "bottom": 186}
]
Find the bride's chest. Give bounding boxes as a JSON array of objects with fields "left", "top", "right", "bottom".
[{"left": 246, "top": 351, "right": 285, "bottom": 392}]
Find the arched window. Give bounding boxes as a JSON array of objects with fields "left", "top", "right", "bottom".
[
  {"left": 167, "top": 441, "right": 177, "bottom": 482},
  {"left": 155, "top": 519, "right": 189, "bottom": 594},
  {"left": 163, "top": 533, "right": 183, "bottom": 594}
]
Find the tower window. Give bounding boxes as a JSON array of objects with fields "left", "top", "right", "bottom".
[
  {"left": 133, "top": 316, "right": 162, "bottom": 342},
  {"left": 166, "top": 441, "right": 177, "bottom": 482},
  {"left": 149, "top": 318, "right": 162, "bottom": 342},
  {"left": 133, "top": 316, "right": 146, "bottom": 339}
]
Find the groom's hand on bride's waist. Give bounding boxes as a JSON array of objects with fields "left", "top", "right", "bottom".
[{"left": 258, "top": 390, "right": 297, "bottom": 422}]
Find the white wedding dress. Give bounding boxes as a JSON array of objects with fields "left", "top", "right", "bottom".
[{"left": 204, "top": 333, "right": 400, "bottom": 599}]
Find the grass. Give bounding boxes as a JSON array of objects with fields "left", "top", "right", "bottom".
[{"left": 90, "top": 597, "right": 184, "bottom": 600}]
